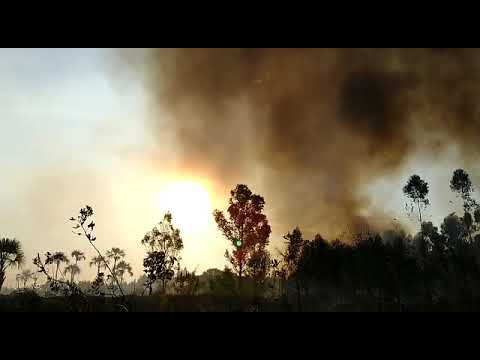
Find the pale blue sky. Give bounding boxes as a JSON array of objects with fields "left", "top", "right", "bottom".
[
  {"left": 0, "top": 49, "right": 230, "bottom": 289},
  {"left": 0, "top": 48, "right": 146, "bottom": 169}
]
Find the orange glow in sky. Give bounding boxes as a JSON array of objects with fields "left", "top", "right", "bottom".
[{"left": 156, "top": 179, "right": 213, "bottom": 236}]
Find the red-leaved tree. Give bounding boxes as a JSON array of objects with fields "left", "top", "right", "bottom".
[{"left": 213, "top": 184, "right": 271, "bottom": 290}]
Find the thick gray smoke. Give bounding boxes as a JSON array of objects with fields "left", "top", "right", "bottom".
[{"left": 125, "top": 48, "right": 480, "bottom": 239}]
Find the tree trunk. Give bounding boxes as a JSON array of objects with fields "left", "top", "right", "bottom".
[
  {"left": 238, "top": 265, "right": 243, "bottom": 294},
  {"left": 417, "top": 207, "right": 430, "bottom": 308},
  {"left": 0, "top": 272, "right": 5, "bottom": 293},
  {"left": 417, "top": 200, "right": 423, "bottom": 224},
  {"left": 295, "top": 278, "right": 302, "bottom": 311},
  {"left": 112, "top": 259, "right": 117, "bottom": 287}
]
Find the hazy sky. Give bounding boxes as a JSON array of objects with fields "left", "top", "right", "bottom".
[
  {"left": 0, "top": 49, "right": 226, "bottom": 287},
  {"left": 1, "top": 48, "right": 477, "bottom": 288}
]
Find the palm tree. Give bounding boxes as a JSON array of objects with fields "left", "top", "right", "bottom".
[
  {"left": 64, "top": 264, "right": 81, "bottom": 283},
  {"left": 0, "top": 238, "right": 24, "bottom": 292},
  {"left": 106, "top": 248, "right": 125, "bottom": 276},
  {"left": 89, "top": 255, "right": 109, "bottom": 275},
  {"left": 52, "top": 252, "right": 69, "bottom": 280},
  {"left": 115, "top": 260, "right": 133, "bottom": 285},
  {"left": 70, "top": 250, "right": 85, "bottom": 282},
  {"left": 20, "top": 269, "right": 33, "bottom": 289},
  {"left": 71, "top": 250, "right": 86, "bottom": 265}
]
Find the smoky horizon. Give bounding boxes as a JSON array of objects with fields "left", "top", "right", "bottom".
[
  {"left": 1, "top": 48, "right": 480, "bottom": 304},
  {"left": 121, "top": 48, "right": 480, "bottom": 237}
]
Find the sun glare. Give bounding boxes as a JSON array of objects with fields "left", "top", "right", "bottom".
[{"left": 156, "top": 180, "right": 213, "bottom": 235}]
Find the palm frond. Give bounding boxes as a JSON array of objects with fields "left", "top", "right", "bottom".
[{"left": 0, "top": 238, "right": 24, "bottom": 267}]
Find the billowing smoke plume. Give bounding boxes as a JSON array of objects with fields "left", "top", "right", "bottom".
[{"left": 126, "top": 48, "right": 480, "bottom": 238}]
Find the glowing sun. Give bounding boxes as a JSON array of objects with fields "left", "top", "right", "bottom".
[{"left": 156, "top": 180, "right": 213, "bottom": 235}]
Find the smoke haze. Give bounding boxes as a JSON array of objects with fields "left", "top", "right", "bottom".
[{"left": 125, "top": 48, "right": 480, "bottom": 238}]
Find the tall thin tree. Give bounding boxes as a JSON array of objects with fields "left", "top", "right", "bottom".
[
  {"left": 403, "top": 174, "right": 430, "bottom": 226},
  {"left": 281, "top": 227, "right": 305, "bottom": 310},
  {"left": 89, "top": 255, "right": 109, "bottom": 275},
  {"left": 65, "top": 264, "right": 81, "bottom": 283},
  {"left": 51, "top": 252, "right": 69, "bottom": 281}
]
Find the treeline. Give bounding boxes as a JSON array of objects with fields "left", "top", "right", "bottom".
[
  {"left": 273, "top": 224, "right": 480, "bottom": 311},
  {"left": 268, "top": 169, "right": 480, "bottom": 310},
  {"left": 2, "top": 169, "right": 480, "bottom": 311},
  {"left": 204, "top": 169, "right": 480, "bottom": 310}
]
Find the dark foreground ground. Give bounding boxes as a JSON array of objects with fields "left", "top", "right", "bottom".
[{"left": 1, "top": 292, "right": 479, "bottom": 312}]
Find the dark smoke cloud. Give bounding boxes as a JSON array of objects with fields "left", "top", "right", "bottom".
[{"left": 126, "top": 48, "right": 480, "bottom": 239}]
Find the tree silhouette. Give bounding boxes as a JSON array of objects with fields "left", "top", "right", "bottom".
[
  {"left": 450, "top": 169, "right": 479, "bottom": 243},
  {"left": 442, "top": 213, "right": 467, "bottom": 251},
  {"left": 115, "top": 260, "right": 133, "bottom": 285},
  {"left": 105, "top": 247, "right": 127, "bottom": 294},
  {"left": 0, "top": 238, "right": 24, "bottom": 292},
  {"left": 174, "top": 268, "right": 199, "bottom": 295},
  {"left": 15, "top": 273, "right": 21, "bottom": 290},
  {"left": 33, "top": 252, "right": 89, "bottom": 310},
  {"left": 475, "top": 208, "right": 480, "bottom": 224},
  {"left": 296, "top": 234, "right": 333, "bottom": 304},
  {"left": 71, "top": 250, "right": 86, "bottom": 265},
  {"left": 141, "top": 212, "right": 183, "bottom": 295},
  {"left": 403, "top": 175, "right": 430, "bottom": 225},
  {"left": 20, "top": 269, "right": 33, "bottom": 289},
  {"left": 106, "top": 248, "right": 125, "bottom": 278},
  {"left": 31, "top": 272, "right": 39, "bottom": 290},
  {"left": 207, "top": 267, "right": 237, "bottom": 297},
  {"left": 383, "top": 230, "right": 418, "bottom": 309},
  {"left": 403, "top": 175, "right": 431, "bottom": 305},
  {"left": 450, "top": 169, "right": 477, "bottom": 211},
  {"left": 440, "top": 213, "right": 473, "bottom": 302},
  {"left": 65, "top": 264, "right": 81, "bottom": 283},
  {"left": 89, "top": 255, "right": 109, "bottom": 275},
  {"left": 70, "top": 205, "right": 127, "bottom": 305},
  {"left": 51, "top": 252, "right": 69, "bottom": 281},
  {"left": 213, "top": 184, "right": 271, "bottom": 291},
  {"left": 245, "top": 248, "right": 271, "bottom": 299},
  {"left": 281, "top": 227, "right": 305, "bottom": 309},
  {"left": 7, "top": 167, "right": 480, "bottom": 311}
]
